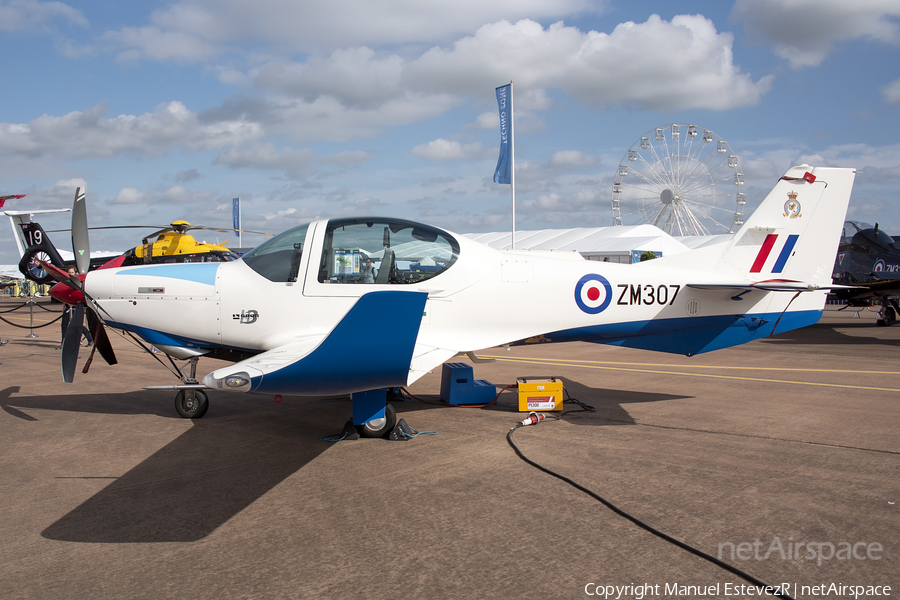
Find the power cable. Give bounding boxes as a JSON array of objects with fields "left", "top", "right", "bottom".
[{"left": 507, "top": 408, "right": 794, "bottom": 600}]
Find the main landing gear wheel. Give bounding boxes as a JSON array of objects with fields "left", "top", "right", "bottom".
[
  {"left": 358, "top": 403, "right": 396, "bottom": 438},
  {"left": 175, "top": 389, "right": 209, "bottom": 419},
  {"left": 877, "top": 305, "right": 896, "bottom": 327}
]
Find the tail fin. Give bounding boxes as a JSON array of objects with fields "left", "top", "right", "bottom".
[
  {"left": 720, "top": 165, "right": 855, "bottom": 284},
  {"left": 15, "top": 218, "right": 69, "bottom": 284},
  {"left": 4, "top": 208, "right": 70, "bottom": 260},
  {"left": 655, "top": 165, "right": 855, "bottom": 285}
]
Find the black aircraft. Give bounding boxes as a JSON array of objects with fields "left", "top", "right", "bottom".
[{"left": 831, "top": 221, "right": 900, "bottom": 325}]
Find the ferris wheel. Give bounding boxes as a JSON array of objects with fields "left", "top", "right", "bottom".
[{"left": 611, "top": 124, "right": 746, "bottom": 236}]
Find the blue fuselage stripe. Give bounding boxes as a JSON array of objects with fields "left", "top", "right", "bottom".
[
  {"left": 539, "top": 309, "right": 822, "bottom": 356},
  {"left": 105, "top": 321, "right": 256, "bottom": 353}
]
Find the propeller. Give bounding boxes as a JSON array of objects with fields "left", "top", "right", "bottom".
[
  {"left": 71, "top": 188, "right": 90, "bottom": 274},
  {"left": 50, "top": 187, "right": 118, "bottom": 382},
  {"left": 61, "top": 302, "right": 85, "bottom": 383}
]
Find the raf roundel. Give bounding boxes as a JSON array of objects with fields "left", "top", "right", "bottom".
[{"left": 575, "top": 274, "right": 612, "bottom": 315}]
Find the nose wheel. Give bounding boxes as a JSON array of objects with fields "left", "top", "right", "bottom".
[{"left": 175, "top": 389, "right": 209, "bottom": 419}]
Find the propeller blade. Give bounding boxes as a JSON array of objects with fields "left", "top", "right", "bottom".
[
  {"left": 189, "top": 226, "right": 275, "bottom": 236},
  {"left": 71, "top": 187, "right": 91, "bottom": 275},
  {"left": 85, "top": 308, "right": 117, "bottom": 368},
  {"left": 61, "top": 302, "right": 85, "bottom": 383},
  {"left": 37, "top": 259, "right": 83, "bottom": 288},
  {"left": 45, "top": 225, "right": 169, "bottom": 233}
]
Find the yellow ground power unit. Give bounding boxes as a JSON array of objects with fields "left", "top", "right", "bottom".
[{"left": 517, "top": 377, "right": 564, "bottom": 412}]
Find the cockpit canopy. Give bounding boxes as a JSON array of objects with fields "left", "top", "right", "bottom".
[
  {"left": 840, "top": 221, "right": 896, "bottom": 253},
  {"left": 241, "top": 217, "right": 459, "bottom": 284},
  {"left": 318, "top": 218, "right": 459, "bottom": 284},
  {"left": 242, "top": 223, "right": 310, "bottom": 282}
]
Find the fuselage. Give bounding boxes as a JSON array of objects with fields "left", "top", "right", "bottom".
[{"left": 85, "top": 215, "right": 825, "bottom": 371}]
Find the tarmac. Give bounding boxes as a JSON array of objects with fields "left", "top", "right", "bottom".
[{"left": 0, "top": 296, "right": 897, "bottom": 599}]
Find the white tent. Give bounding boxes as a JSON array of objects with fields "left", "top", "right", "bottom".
[
  {"left": 0, "top": 265, "right": 23, "bottom": 279},
  {"left": 464, "top": 224, "right": 732, "bottom": 263}
]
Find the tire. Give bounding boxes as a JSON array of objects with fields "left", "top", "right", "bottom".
[
  {"left": 883, "top": 306, "right": 897, "bottom": 327},
  {"left": 358, "top": 403, "right": 396, "bottom": 438},
  {"left": 175, "top": 389, "right": 210, "bottom": 419}
]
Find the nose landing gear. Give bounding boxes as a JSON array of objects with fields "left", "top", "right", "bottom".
[{"left": 173, "top": 356, "right": 209, "bottom": 419}]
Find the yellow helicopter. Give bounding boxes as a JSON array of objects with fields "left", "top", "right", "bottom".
[
  {"left": 18, "top": 188, "right": 274, "bottom": 284},
  {"left": 121, "top": 220, "right": 246, "bottom": 265}
]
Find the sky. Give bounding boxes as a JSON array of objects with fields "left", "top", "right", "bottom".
[{"left": 2, "top": 0, "right": 900, "bottom": 263}]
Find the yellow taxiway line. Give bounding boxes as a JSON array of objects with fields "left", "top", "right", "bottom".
[{"left": 475, "top": 354, "right": 900, "bottom": 393}]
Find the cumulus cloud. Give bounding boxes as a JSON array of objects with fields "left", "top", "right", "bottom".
[
  {"left": 214, "top": 143, "right": 315, "bottom": 179},
  {"left": 520, "top": 188, "right": 603, "bottom": 213},
  {"left": 175, "top": 169, "right": 202, "bottom": 182},
  {"left": 253, "top": 48, "right": 406, "bottom": 108},
  {"left": 404, "top": 17, "right": 770, "bottom": 111},
  {"left": 884, "top": 79, "right": 900, "bottom": 105},
  {"left": 0, "top": 13, "right": 777, "bottom": 173},
  {"left": 0, "top": 101, "right": 262, "bottom": 163},
  {"left": 0, "top": 0, "right": 88, "bottom": 31},
  {"left": 320, "top": 150, "right": 370, "bottom": 167},
  {"left": 15, "top": 177, "right": 90, "bottom": 210},
  {"left": 201, "top": 92, "right": 459, "bottom": 143},
  {"left": 251, "top": 16, "right": 770, "bottom": 114},
  {"left": 412, "top": 139, "right": 489, "bottom": 160},
  {"left": 550, "top": 150, "right": 598, "bottom": 167},
  {"left": 467, "top": 112, "right": 499, "bottom": 130},
  {"left": 112, "top": 0, "right": 598, "bottom": 59},
  {"left": 110, "top": 185, "right": 217, "bottom": 205},
  {"left": 103, "top": 26, "right": 220, "bottom": 64},
  {"left": 733, "top": 0, "right": 900, "bottom": 68}
]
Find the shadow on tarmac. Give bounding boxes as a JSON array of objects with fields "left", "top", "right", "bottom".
[
  {"left": 759, "top": 320, "right": 900, "bottom": 348},
  {"left": 1, "top": 386, "right": 340, "bottom": 544},
  {"left": 0, "top": 376, "right": 685, "bottom": 544},
  {"left": 453, "top": 378, "right": 691, "bottom": 426}
]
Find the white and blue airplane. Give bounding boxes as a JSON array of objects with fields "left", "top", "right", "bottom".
[{"left": 50, "top": 165, "right": 856, "bottom": 437}]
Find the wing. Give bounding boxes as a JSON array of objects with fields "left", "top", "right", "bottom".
[{"left": 202, "top": 290, "right": 430, "bottom": 396}]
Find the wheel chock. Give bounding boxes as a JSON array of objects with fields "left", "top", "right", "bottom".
[
  {"left": 340, "top": 419, "right": 361, "bottom": 440},
  {"left": 388, "top": 418, "right": 416, "bottom": 441}
]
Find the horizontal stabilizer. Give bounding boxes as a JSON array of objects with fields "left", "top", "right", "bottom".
[{"left": 688, "top": 281, "right": 856, "bottom": 292}]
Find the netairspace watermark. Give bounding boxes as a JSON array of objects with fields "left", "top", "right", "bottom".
[
  {"left": 583, "top": 582, "right": 893, "bottom": 599},
  {"left": 718, "top": 537, "right": 882, "bottom": 567}
]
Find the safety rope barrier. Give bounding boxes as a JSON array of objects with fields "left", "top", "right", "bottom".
[
  {"left": 0, "top": 302, "right": 31, "bottom": 313},
  {"left": 0, "top": 312, "right": 64, "bottom": 328},
  {"left": 0, "top": 299, "right": 65, "bottom": 328}
]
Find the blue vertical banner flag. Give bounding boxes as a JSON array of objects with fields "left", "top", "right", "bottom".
[
  {"left": 493, "top": 83, "right": 512, "bottom": 184},
  {"left": 232, "top": 198, "right": 240, "bottom": 236}
]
